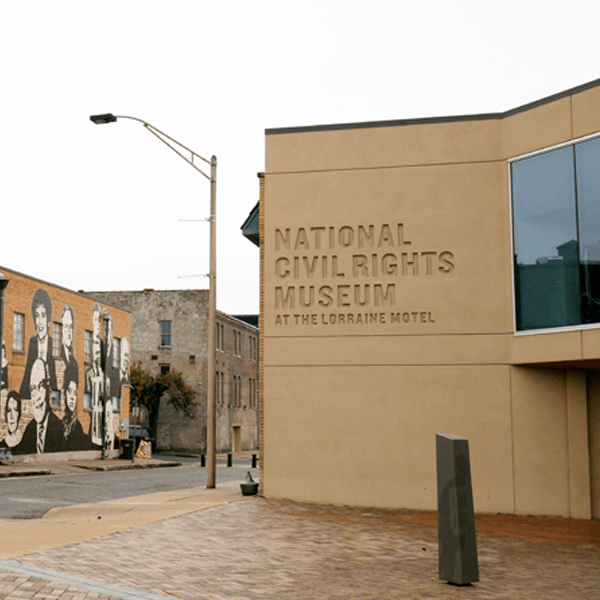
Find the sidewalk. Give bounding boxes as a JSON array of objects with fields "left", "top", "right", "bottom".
[
  {"left": 0, "top": 480, "right": 598, "bottom": 599},
  {"left": 0, "top": 457, "right": 183, "bottom": 478},
  {"left": 0, "top": 450, "right": 260, "bottom": 479}
]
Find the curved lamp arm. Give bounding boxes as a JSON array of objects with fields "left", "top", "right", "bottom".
[{"left": 90, "top": 113, "right": 213, "bottom": 181}]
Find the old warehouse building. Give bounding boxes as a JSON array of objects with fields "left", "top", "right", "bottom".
[{"left": 88, "top": 289, "right": 259, "bottom": 454}]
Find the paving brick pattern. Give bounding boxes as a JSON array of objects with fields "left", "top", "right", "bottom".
[
  {"left": 6, "top": 498, "right": 600, "bottom": 599},
  {"left": 0, "top": 571, "right": 117, "bottom": 600}
]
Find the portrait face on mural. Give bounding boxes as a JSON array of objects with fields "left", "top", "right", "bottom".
[
  {"left": 121, "top": 338, "right": 129, "bottom": 376},
  {"left": 31, "top": 288, "right": 52, "bottom": 342},
  {"left": 62, "top": 306, "right": 74, "bottom": 349},
  {"left": 6, "top": 393, "right": 21, "bottom": 435},
  {"left": 105, "top": 398, "right": 114, "bottom": 451},
  {"left": 105, "top": 316, "right": 113, "bottom": 360},
  {"left": 35, "top": 304, "right": 48, "bottom": 342},
  {"left": 65, "top": 380, "right": 77, "bottom": 413},
  {"left": 63, "top": 362, "right": 79, "bottom": 415},
  {"left": 92, "top": 305, "right": 102, "bottom": 339},
  {"left": 1, "top": 341, "right": 7, "bottom": 390},
  {"left": 30, "top": 359, "right": 50, "bottom": 424},
  {"left": 92, "top": 338, "right": 101, "bottom": 367}
]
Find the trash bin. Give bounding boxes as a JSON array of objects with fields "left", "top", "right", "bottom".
[{"left": 121, "top": 438, "right": 134, "bottom": 460}]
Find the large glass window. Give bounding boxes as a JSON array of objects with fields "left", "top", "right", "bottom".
[
  {"left": 511, "top": 136, "right": 600, "bottom": 331},
  {"left": 575, "top": 137, "right": 600, "bottom": 324}
]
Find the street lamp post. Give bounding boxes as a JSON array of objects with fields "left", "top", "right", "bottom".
[
  {"left": 0, "top": 273, "right": 9, "bottom": 391},
  {"left": 90, "top": 114, "right": 218, "bottom": 488}
]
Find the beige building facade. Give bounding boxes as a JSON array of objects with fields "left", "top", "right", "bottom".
[{"left": 260, "top": 79, "right": 600, "bottom": 519}]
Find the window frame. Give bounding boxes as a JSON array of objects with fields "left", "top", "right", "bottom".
[
  {"left": 160, "top": 321, "right": 172, "bottom": 347},
  {"left": 52, "top": 322, "right": 62, "bottom": 358},
  {"left": 113, "top": 338, "right": 120, "bottom": 369},
  {"left": 509, "top": 129, "right": 600, "bottom": 336},
  {"left": 13, "top": 312, "right": 25, "bottom": 352},
  {"left": 51, "top": 389, "right": 61, "bottom": 408}
]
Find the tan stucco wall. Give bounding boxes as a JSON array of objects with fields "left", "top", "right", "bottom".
[{"left": 262, "top": 82, "right": 600, "bottom": 517}]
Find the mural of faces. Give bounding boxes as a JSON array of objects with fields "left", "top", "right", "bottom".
[
  {"left": 92, "top": 337, "right": 102, "bottom": 366},
  {"left": 1, "top": 341, "right": 7, "bottom": 390},
  {"left": 105, "top": 315, "right": 113, "bottom": 352},
  {"left": 3, "top": 288, "right": 129, "bottom": 456},
  {"left": 2, "top": 390, "right": 23, "bottom": 449},
  {"left": 35, "top": 304, "right": 48, "bottom": 342},
  {"left": 31, "top": 288, "right": 52, "bottom": 343},
  {"left": 120, "top": 337, "right": 130, "bottom": 380},
  {"left": 62, "top": 306, "right": 74, "bottom": 350},
  {"left": 6, "top": 393, "right": 20, "bottom": 436},
  {"left": 30, "top": 359, "right": 49, "bottom": 424},
  {"left": 20, "top": 288, "right": 57, "bottom": 400},
  {"left": 92, "top": 304, "right": 102, "bottom": 339}
]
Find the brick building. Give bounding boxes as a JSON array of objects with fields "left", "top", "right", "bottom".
[
  {"left": 86, "top": 289, "right": 259, "bottom": 454},
  {"left": 0, "top": 266, "right": 131, "bottom": 459}
]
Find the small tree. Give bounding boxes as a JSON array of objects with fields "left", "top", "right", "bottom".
[{"left": 130, "top": 362, "right": 197, "bottom": 437}]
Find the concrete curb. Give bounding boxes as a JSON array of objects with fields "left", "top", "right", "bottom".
[{"left": 0, "top": 458, "right": 182, "bottom": 478}]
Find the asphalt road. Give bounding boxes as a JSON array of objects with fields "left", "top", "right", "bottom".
[{"left": 0, "top": 461, "right": 259, "bottom": 519}]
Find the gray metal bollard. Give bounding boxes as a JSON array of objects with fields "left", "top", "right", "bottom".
[
  {"left": 251, "top": 454, "right": 258, "bottom": 469},
  {"left": 200, "top": 454, "right": 205, "bottom": 467},
  {"left": 436, "top": 433, "right": 479, "bottom": 586},
  {"left": 227, "top": 452, "right": 233, "bottom": 467}
]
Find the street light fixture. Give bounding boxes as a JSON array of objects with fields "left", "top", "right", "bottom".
[
  {"left": 0, "top": 273, "right": 9, "bottom": 392},
  {"left": 90, "top": 114, "right": 218, "bottom": 489}
]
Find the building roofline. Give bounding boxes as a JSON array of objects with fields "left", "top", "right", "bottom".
[
  {"left": 266, "top": 77, "right": 600, "bottom": 136},
  {"left": 0, "top": 266, "right": 131, "bottom": 313},
  {"left": 85, "top": 288, "right": 258, "bottom": 329},
  {"left": 84, "top": 288, "right": 210, "bottom": 295},
  {"left": 220, "top": 312, "right": 259, "bottom": 331}
]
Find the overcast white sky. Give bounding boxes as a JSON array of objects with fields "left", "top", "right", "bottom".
[{"left": 1, "top": 1, "right": 599, "bottom": 315}]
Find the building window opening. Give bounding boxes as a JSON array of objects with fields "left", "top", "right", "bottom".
[
  {"left": 51, "top": 390, "right": 61, "bottom": 408},
  {"left": 160, "top": 321, "right": 172, "bottom": 347},
  {"left": 13, "top": 313, "right": 24, "bottom": 352},
  {"left": 52, "top": 323, "right": 62, "bottom": 358},
  {"left": 511, "top": 135, "right": 600, "bottom": 332},
  {"left": 113, "top": 338, "right": 120, "bottom": 369}
]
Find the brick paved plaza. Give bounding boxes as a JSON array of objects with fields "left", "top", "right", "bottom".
[{"left": 0, "top": 491, "right": 598, "bottom": 599}]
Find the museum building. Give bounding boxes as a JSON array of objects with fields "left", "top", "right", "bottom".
[{"left": 257, "top": 78, "right": 600, "bottom": 519}]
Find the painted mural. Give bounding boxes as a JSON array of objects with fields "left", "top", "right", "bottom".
[{"left": 0, "top": 289, "right": 129, "bottom": 456}]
